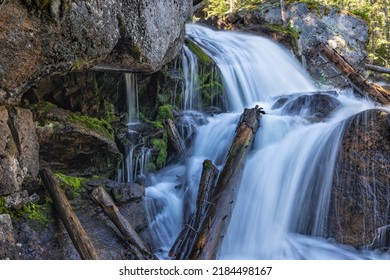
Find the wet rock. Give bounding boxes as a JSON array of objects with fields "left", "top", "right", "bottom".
[
  {"left": 33, "top": 104, "right": 121, "bottom": 177},
  {"left": 328, "top": 109, "right": 390, "bottom": 247},
  {"left": 86, "top": 179, "right": 145, "bottom": 204},
  {"left": 272, "top": 91, "right": 341, "bottom": 120},
  {"left": 0, "top": 106, "right": 39, "bottom": 196},
  {"left": 369, "top": 225, "right": 390, "bottom": 250},
  {"left": 0, "top": 214, "right": 18, "bottom": 260}
]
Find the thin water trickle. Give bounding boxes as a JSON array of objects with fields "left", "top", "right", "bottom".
[
  {"left": 125, "top": 73, "right": 139, "bottom": 125},
  {"left": 143, "top": 24, "right": 389, "bottom": 259}
]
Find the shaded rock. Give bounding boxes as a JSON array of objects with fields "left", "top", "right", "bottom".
[
  {"left": 0, "top": 0, "right": 191, "bottom": 104},
  {"left": 4, "top": 190, "right": 29, "bottom": 211},
  {"left": 0, "top": 214, "right": 18, "bottom": 260},
  {"left": 14, "top": 222, "right": 50, "bottom": 260},
  {"left": 33, "top": 104, "right": 121, "bottom": 177},
  {"left": 0, "top": 106, "right": 39, "bottom": 196},
  {"left": 272, "top": 91, "right": 341, "bottom": 120},
  {"left": 328, "top": 109, "right": 390, "bottom": 247},
  {"left": 86, "top": 179, "right": 145, "bottom": 204}
]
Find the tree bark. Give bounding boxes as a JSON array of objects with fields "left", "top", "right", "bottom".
[
  {"left": 91, "top": 186, "right": 154, "bottom": 260},
  {"left": 320, "top": 43, "right": 390, "bottom": 105},
  {"left": 39, "top": 168, "right": 99, "bottom": 260},
  {"left": 163, "top": 118, "right": 186, "bottom": 155},
  {"left": 169, "top": 159, "right": 219, "bottom": 259},
  {"left": 189, "top": 106, "right": 263, "bottom": 260},
  {"left": 365, "top": 64, "right": 390, "bottom": 74}
]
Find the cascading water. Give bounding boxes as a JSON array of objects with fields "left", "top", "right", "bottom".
[
  {"left": 125, "top": 73, "right": 139, "bottom": 124},
  {"left": 144, "top": 24, "right": 390, "bottom": 259}
]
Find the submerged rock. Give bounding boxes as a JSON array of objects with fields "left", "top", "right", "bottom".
[
  {"left": 328, "top": 109, "right": 390, "bottom": 247},
  {"left": 272, "top": 91, "right": 341, "bottom": 121}
]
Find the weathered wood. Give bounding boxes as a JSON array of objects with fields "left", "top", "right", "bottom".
[
  {"left": 39, "top": 168, "right": 99, "bottom": 260},
  {"left": 163, "top": 118, "right": 186, "bottom": 155},
  {"left": 189, "top": 106, "right": 263, "bottom": 260},
  {"left": 365, "top": 64, "right": 390, "bottom": 74},
  {"left": 169, "top": 159, "right": 219, "bottom": 259},
  {"left": 320, "top": 43, "right": 390, "bottom": 105},
  {"left": 91, "top": 186, "right": 154, "bottom": 260}
]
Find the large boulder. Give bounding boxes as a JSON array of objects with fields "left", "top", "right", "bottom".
[
  {"left": 328, "top": 109, "right": 390, "bottom": 247},
  {"left": 271, "top": 91, "right": 341, "bottom": 121},
  {"left": 223, "top": 3, "right": 369, "bottom": 88},
  {"left": 0, "top": 0, "right": 192, "bottom": 104},
  {"left": 33, "top": 103, "right": 121, "bottom": 177},
  {"left": 0, "top": 106, "right": 39, "bottom": 197}
]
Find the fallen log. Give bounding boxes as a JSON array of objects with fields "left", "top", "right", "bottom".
[
  {"left": 365, "top": 64, "right": 390, "bottom": 74},
  {"left": 91, "top": 186, "right": 154, "bottom": 260},
  {"left": 189, "top": 106, "right": 263, "bottom": 259},
  {"left": 163, "top": 118, "right": 186, "bottom": 155},
  {"left": 319, "top": 43, "right": 390, "bottom": 105},
  {"left": 39, "top": 168, "right": 99, "bottom": 260},
  {"left": 169, "top": 159, "right": 219, "bottom": 259}
]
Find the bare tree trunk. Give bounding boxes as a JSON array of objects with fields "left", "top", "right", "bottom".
[
  {"left": 40, "top": 168, "right": 99, "bottom": 260},
  {"left": 91, "top": 186, "right": 154, "bottom": 260},
  {"left": 320, "top": 43, "right": 390, "bottom": 105},
  {"left": 169, "top": 160, "right": 219, "bottom": 259},
  {"left": 365, "top": 64, "right": 390, "bottom": 74},
  {"left": 189, "top": 106, "right": 263, "bottom": 260},
  {"left": 163, "top": 119, "right": 186, "bottom": 155}
]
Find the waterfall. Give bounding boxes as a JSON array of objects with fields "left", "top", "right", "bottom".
[
  {"left": 125, "top": 73, "right": 139, "bottom": 124},
  {"left": 144, "top": 24, "right": 389, "bottom": 259},
  {"left": 182, "top": 45, "right": 201, "bottom": 111}
]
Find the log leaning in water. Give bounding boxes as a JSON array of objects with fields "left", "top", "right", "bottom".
[
  {"left": 91, "top": 186, "right": 154, "bottom": 260},
  {"left": 39, "top": 168, "right": 99, "bottom": 260},
  {"left": 163, "top": 118, "right": 186, "bottom": 155},
  {"left": 169, "top": 159, "right": 219, "bottom": 259},
  {"left": 319, "top": 43, "right": 390, "bottom": 105},
  {"left": 189, "top": 106, "right": 263, "bottom": 260}
]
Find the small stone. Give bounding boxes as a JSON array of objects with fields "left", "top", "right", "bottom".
[{"left": 4, "top": 190, "right": 29, "bottom": 210}]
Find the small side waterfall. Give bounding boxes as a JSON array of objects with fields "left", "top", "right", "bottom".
[
  {"left": 125, "top": 73, "right": 139, "bottom": 124},
  {"left": 144, "top": 24, "right": 389, "bottom": 260},
  {"left": 119, "top": 73, "right": 149, "bottom": 184}
]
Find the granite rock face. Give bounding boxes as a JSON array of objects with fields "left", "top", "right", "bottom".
[
  {"left": 328, "top": 109, "right": 390, "bottom": 247},
  {"left": 0, "top": 106, "right": 39, "bottom": 197},
  {"left": 0, "top": 0, "right": 192, "bottom": 104}
]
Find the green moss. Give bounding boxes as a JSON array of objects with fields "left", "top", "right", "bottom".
[
  {"left": 33, "top": 0, "right": 52, "bottom": 10},
  {"left": 72, "top": 58, "right": 87, "bottom": 71},
  {"left": 55, "top": 173, "right": 86, "bottom": 198},
  {"left": 157, "top": 105, "right": 174, "bottom": 122},
  {"left": 151, "top": 135, "right": 168, "bottom": 169},
  {"left": 68, "top": 113, "right": 115, "bottom": 140},
  {"left": 185, "top": 39, "right": 213, "bottom": 64},
  {"left": 0, "top": 196, "right": 51, "bottom": 226},
  {"left": 146, "top": 162, "right": 156, "bottom": 172},
  {"left": 262, "top": 23, "right": 300, "bottom": 39},
  {"left": 203, "top": 160, "right": 213, "bottom": 171}
]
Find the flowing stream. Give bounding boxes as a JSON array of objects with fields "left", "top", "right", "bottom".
[{"left": 143, "top": 24, "right": 389, "bottom": 259}]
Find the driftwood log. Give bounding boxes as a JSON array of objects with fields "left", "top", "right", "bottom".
[
  {"left": 39, "top": 168, "right": 99, "bottom": 260},
  {"left": 169, "top": 159, "right": 219, "bottom": 259},
  {"left": 163, "top": 118, "right": 186, "bottom": 155},
  {"left": 320, "top": 43, "right": 390, "bottom": 105},
  {"left": 189, "top": 106, "right": 263, "bottom": 259},
  {"left": 365, "top": 64, "right": 390, "bottom": 74},
  {"left": 91, "top": 186, "right": 154, "bottom": 260}
]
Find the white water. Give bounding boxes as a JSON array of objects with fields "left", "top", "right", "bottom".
[
  {"left": 125, "top": 73, "right": 139, "bottom": 124},
  {"left": 144, "top": 24, "right": 389, "bottom": 259}
]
